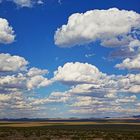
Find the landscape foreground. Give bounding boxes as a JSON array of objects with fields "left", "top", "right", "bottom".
[{"left": 0, "top": 120, "right": 140, "bottom": 140}]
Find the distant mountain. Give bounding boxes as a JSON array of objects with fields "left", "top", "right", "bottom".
[
  {"left": 132, "top": 115, "right": 140, "bottom": 118},
  {"left": 0, "top": 118, "right": 50, "bottom": 122},
  {"left": 0, "top": 118, "right": 107, "bottom": 122},
  {"left": 0, "top": 116, "right": 140, "bottom": 122}
]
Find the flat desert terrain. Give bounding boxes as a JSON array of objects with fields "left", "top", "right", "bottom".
[{"left": 0, "top": 120, "right": 140, "bottom": 140}]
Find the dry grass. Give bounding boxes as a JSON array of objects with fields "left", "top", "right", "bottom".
[
  {"left": 0, "top": 121, "right": 140, "bottom": 127},
  {"left": 0, "top": 122, "right": 140, "bottom": 140}
]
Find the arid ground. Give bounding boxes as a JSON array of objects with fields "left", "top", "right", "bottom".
[{"left": 0, "top": 120, "right": 140, "bottom": 140}]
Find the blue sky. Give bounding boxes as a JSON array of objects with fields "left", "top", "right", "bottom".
[{"left": 0, "top": 0, "right": 140, "bottom": 118}]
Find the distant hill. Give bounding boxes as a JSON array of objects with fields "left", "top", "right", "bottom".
[
  {"left": 0, "top": 115, "right": 140, "bottom": 122},
  {"left": 132, "top": 115, "right": 140, "bottom": 118}
]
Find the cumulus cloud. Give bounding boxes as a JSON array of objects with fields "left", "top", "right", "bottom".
[
  {"left": 0, "top": 94, "right": 11, "bottom": 101},
  {"left": 0, "top": 7, "right": 137, "bottom": 117},
  {"left": 54, "top": 62, "right": 140, "bottom": 94},
  {"left": 107, "top": 39, "right": 140, "bottom": 59},
  {"left": 54, "top": 8, "right": 140, "bottom": 47},
  {"left": 0, "top": 53, "right": 28, "bottom": 72},
  {"left": 0, "top": 53, "right": 53, "bottom": 118},
  {"left": 115, "top": 54, "right": 140, "bottom": 70},
  {"left": 29, "top": 91, "right": 70, "bottom": 106},
  {"left": 27, "top": 75, "right": 51, "bottom": 90},
  {"left": 68, "top": 93, "right": 139, "bottom": 116},
  {"left": 54, "top": 62, "right": 106, "bottom": 85},
  {"left": 0, "top": 53, "right": 51, "bottom": 93},
  {"left": 1, "top": 60, "right": 140, "bottom": 117},
  {"left": 55, "top": 8, "right": 140, "bottom": 73},
  {"left": 0, "top": 18, "right": 15, "bottom": 44},
  {"left": 71, "top": 96, "right": 103, "bottom": 107},
  {"left": 27, "top": 67, "right": 48, "bottom": 77},
  {"left": 0, "top": 92, "right": 47, "bottom": 118},
  {"left": 51, "top": 62, "right": 140, "bottom": 116}
]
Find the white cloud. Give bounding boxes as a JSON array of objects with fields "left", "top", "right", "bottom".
[
  {"left": 69, "top": 94, "right": 139, "bottom": 116},
  {"left": 37, "top": 0, "right": 43, "bottom": 5},
  {"left": 71, "top": 96, "right": 103, "bottom": 107},
  {"left": 1, "top": 59, "right": 140, "bottom": 117},
  {"left": 116, "top": 95, "right": 137, "bottom": 103},
  {"left": 0, "top": 0, "right": 44, "bottom": 7},
  {"left": 54, "top": 8, "right": 140, "bottom": 73},
  {"left": 85, "top": 53, "right": 95, "bottom": 58},
  {"left": 27, "top": 67, "right": 48, "bottom": 77},
  {"left": 27, "top": 75, "right": 51, "bottom": 90},
  {"left": 0, "top": 53, "right": 52, "bottom": 118},
  {"left": 54, "top": 62, "right": 106, "bottom": 85},
  {"left": 0, "top": 92, "right": 46, "bottom": 118},
  {"left": 13, "top": 0, "right": 32, "bottom": 7},
  {"left": 0, "top": 74, "right": 27, "bottom": 90},
  {"left": 107, "top": 39, "right": 140, "bottom": 59},
  {"left": 29, "top": 91, "right": 70, "bottom": 105},
  {"left": 0, "top": 94, "right": 11, "bottom": 101},
  {"left": 0, "top": 18, "right": 15, "bottom": 44},
  {"left": 53, "top": 62, "right": 140, "bottom": 94},
  {"left": 10, "top": 0, "right": 43, "bottom": 7},
  {"left": 128, "top": 85, "right": 140, "bottom": 93},
  {"left": 0, "top": 71, "right": 51, "bottom": 91},
  {"left": 0, "top": 53, "right": 28, "bottom": 72},
  {"left": 54, "top": 8, "right": 140, "bottom": 47},
  {"left": 115, "top": 54, "right": 140, "bottom": 70},
  {"left": 0, "top": 53, "right": 51, "bottom": 93}
]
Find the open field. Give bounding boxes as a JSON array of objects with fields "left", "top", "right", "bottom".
[{"left": 0, "top": 120, "right": 140, "bottom": 140}]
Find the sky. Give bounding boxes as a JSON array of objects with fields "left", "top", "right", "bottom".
[{"left": 0, "top": 0, "right": 140, "bottom": 118}]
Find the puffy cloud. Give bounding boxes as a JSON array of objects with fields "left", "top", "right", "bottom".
[
  {"left": 71, "top": 96, "right": 103, "bottom": 107},
  {"left": 104, "top": 91, "right": 117, "bottom": 99},
  {"left": 69, "top": 105, "right": 137, "bottom": 116},
  {"left": 0, "top": 71, "right": 51, "bottom": 92},
  {"left": 51, "top": 62, "right": 140, "bottom": 116},
  {"left": 0, "top": 53, "right": 52, "bottom": 118},
  {"left": 0, "top": 18, "right": 15, "bottom": 44},
  {"left": 1, "top": 59, "right": 140, "bottom": 117},
  {"left": 54, "top": 62, "right": 106, "bottom": 85},
  {"left": 0, "top": 53, "right": 28, "bottom": 72},
  {"left": 53, "top": 62, "right": 140, "bottom": 94},
  {"left": 27, "top": 67, "right": 48, "bottom": 77},
  {"left": 115, "top": 54, "right": 140, "bottom": 70},
  {"left": 128, "top": 85, "right": 140, "bottom": 93},
  {"left": 27, "top": 75, "right": 51, "bottom": 90},
  {"left": 0, "top": 94, "right": 11, "bottom": 101},
  {"left": 54, "top": 8, "right": 140, "bottom": 47},
  {"left": 0, "top": 92, "right": 47, "bottom": 118},
  {"left": 0, "top": 74, "right": 27, "bottom": 90},
  {"left": 107, "top": 39, "right": 140, "bottom": 59},
  {"left": 128, "top": 40, "right": 140, "bottom": 52},
  {"left": 69, "top": 94, "right": 139, "bottom": 116},
  {"left": 0, "top": 53, "right": 51, "bottom": 93},
  {"left": 54, "top": 8, "right": 140, "bottom": 72},
  {"left": 26, "top": 67, "right": 51, "bottom": 90},
  {"left": 29, "top": 91, "right": 70, "bottom": 105},
  {"left": 53, "top": 8, "right": 140, "bottom": 116}
]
